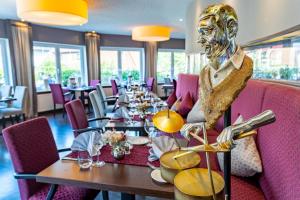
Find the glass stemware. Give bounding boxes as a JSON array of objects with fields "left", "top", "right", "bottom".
[{"left": 93, "top": 139, "right": 105, "bottom": 167}]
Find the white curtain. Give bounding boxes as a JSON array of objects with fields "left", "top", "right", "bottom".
[
  {"left": 144, "top": 41, "right": 158, "bottom": 92},
  {"left": 10, "top": 21, "right": 37, "bottom": 118},
  {"left": 85, "top": 32, "right": 101, "bottom": 82}
]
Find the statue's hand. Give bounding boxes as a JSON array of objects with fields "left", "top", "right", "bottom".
[{"left": 216, "top": 126, "right": 236, "bottom": 150}]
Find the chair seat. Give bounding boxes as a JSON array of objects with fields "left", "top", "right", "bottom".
[
  {"left": 29, "top": 185, "right": 99, "bottom": 200},
  {"left": 0, "top": 107, "right": 23, "bottom": 116},
  {"left": 231, "top": 175, "right": 265, "bottom": 200},
  {"left": 106, "top": 105, "right": 115, "bottom": 113}
]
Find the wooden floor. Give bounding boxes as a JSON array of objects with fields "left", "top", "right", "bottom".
[{"left": 0, "top": 112, "right": 168, "bottom": 200}]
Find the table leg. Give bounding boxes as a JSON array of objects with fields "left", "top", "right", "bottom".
[
  {"left": 121, "top": 193, "right": 135, "bottom": 200},
  {"left": 46, "top": 184, "right": 57, "bottom": 200}
]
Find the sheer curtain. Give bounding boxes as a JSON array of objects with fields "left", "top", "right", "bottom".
[
  {"left": 9, "top": 21, "right": 37, "bottom": 118},
  {"left": 85, "top": 32, "right": 101, "bottom": 82},
  {"left": 144, "top": 41, "right": 158, "bottom": 92}
]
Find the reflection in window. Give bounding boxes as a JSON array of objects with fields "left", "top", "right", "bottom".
[
  {"left": 157, "top": 50, "right": 187, "bottom": 83},
  {"left": 100, "top": 48, "right": 144, "bottom": 85},
  {"left": 245, "top": 40, "right": 300, "bottom": 81},
  {"left": 33, "top": 42, "right": 86, "bottom": 91}
]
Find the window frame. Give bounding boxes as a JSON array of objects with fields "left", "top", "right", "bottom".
[
  {"left": 33, "top": 41, "right": 87, "bottom": 92},
  {"left": 157, "top": 48, "right": 186, "bottom": 83},
  {"left": 100, "top": 47, "right": 145, "bottom": 86},
  {"left": 0, "top": 38, "right": 13, "bottom": 85}
]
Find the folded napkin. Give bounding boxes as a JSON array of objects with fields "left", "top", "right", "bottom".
[
  {"left": 148, "top": 136, "right": 188, "bottom": 162},
  {"left": 112, "top": 107, "right": 131, "bottom": 120},
  {"left": 118, "top": 94, "right": 130, "bottom": 104},
  {"left": 71, "top": 131, "right": 103, "bottom": 156}
]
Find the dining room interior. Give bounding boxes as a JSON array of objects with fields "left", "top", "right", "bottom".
[{"left": 0, "top": 0, "right": 299, "bottom": 200}]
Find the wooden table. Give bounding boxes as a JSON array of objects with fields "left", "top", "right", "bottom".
[{"left": 36, "top": 160, "right": 174, "bottom": 200}]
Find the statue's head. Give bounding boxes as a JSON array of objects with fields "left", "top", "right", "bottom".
[{"left": 197, "top": 4, "right": 238, "bottom": 60}]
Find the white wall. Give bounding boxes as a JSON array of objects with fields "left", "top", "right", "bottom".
[{"left": 185, "top": 0, "right": 300, "bottom": 54}]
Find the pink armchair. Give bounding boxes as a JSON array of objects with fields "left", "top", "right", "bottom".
[{"left": 49, "top": 83, "right": 72, "bottom": 117}]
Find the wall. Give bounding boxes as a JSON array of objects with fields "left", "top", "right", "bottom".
[{"left": 185, "top": 0, "right": 300, "bottom": 54}]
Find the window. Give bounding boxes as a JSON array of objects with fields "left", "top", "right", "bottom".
[
  {"left": 33, "top": 42, "right": 87, "bottom": 92},
  {"left": 100, "top": 48, "right": 144, "bottom": 85},
  {"left": 157, "top": 49, "right": 187, "bottom": 83},
  {"left": 0, "top": 39, "right": 12, "bottom": 85},
  {"left": 245, "top": 39, "right": 300, "bottom": 81}
]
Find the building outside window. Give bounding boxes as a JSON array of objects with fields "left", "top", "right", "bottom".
[
  {"left": 157, "top": 49, "right": 187, "bottom": 83},
  {"left": 245, "top": 38, "right": 300, "bottom": 81},
  {"left": 33, "top": 42, "right": 87, "bottom": 92},
  {"left": 100, "top": 47, "right": 144, "bottom": 86},
  {"left": 0, "top": 38, "right": 13, "bottom": 85}
]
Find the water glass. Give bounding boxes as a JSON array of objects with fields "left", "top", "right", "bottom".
[
  {"left": 77, "top": 151, "right": 92, "bottom": 170},
  {"left": 93, "top": 139, "right": 105, "bottom": 167}
]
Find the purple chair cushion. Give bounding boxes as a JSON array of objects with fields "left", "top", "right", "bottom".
[
  {"left": 178, "top": 92, "right": 194, "bottom": 117},
  {"left": 2, "top": 117, "right": 60, "bottom": 200},
  {"left": 231, "top": 175, "right": 265, "bottom": 200},
  {"left": 90, "top": 80, "right": 100, "bottom": 87},
  {"left": 29, "top": 185, "right": 98, "bottom": 200},
  {"left": 176, "top": 73, "right": 199, "bottom": 102},
  {"left": 65, "top": 100, "right": 89, "bottom": 133},
  {"left": 147, "top": 77, "right": 155, "bottom": 91},
  {"left": 257, "top": 84, "right": 300, "bottom": 200},
  {"left": 166, "top": 90, "right": 177, "bottom": 108},
  {"left": 49, "top": 84, "right": 66, "bottom": 105},
  {"left": 110, "top": 79, "right": 119, "bottom": 96}
]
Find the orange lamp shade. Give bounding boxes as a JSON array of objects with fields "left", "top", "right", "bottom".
[
  {"left": 152, "top": 110, "right": 184, "bottom": 134},
  {"left": 132, "top": 26, "right": 171, "bottom": 42},
  {"left": 16, "top": 0, "right": 88, "bottom": 26}
]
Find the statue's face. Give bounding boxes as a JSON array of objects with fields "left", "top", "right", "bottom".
[{"left": 197, "top": 15, "right": 229, "bottom": 60}]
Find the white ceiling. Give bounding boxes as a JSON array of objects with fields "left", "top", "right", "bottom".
[{"left": 0, "top": 0, "right": 194, "bottom": 38}]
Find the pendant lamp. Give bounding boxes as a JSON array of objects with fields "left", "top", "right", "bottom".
[{"left": 132, "top": 25, "right": 171, "bottom": 42}]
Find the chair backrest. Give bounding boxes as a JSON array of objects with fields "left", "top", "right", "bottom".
[
  {"left": 49, "top": 83, "right": 65, "bottom": 104},
  {"left": 2, "top": 117, "right": 59, "bottom": 200},
  {"left": 176, "top": 73, "right": 199, "bottom": 102},
  {"left": 172, "top": 79, "right": 177, "bottom": 91},
  {"left": 89, "top": 80, "right": 100, "bottom": 87},
  {"left": 89, "top": 91, "right": 106, "bottom": 127},
  {"left": 96, "top": 84, "right": 108, "bottom": 112},
  {"left": 0, "top": 85, "right": 12, "bottom": 98},
  {"left": 146, "top": 77, "right": 155, "bottom": 91},
  {"left": 110, "top": 79, "right": 118, "bottom": 95},
  {"left": 65, "top": 99, "right": 89, "bottom": 137},
  {"left": 13, "top": 86, "right": 27, "bottom": 109},
  {"left": 164, "top": 77, "right": 171, "bottom": 84}
]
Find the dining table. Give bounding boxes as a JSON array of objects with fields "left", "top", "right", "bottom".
[
  {"left": 64, "top": 86, "right": 96, "bottom": 104},
  {"left": 35, "top": 147, "right": 174, "bottom": 200}
]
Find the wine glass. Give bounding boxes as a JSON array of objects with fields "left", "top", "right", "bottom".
[{"left": 93, "top": 139, "right": 105, "bottom": 167}]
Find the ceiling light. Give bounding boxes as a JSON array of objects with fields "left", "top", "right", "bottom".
[
  {"left": 132, "top": 25, "right": 171, "bottom": 42},
  {"left": 16, "top": 0, "right": 88, "bottom": 26},
  {"left": 179, "top": 18, "right": 183, "bottom": 22}
]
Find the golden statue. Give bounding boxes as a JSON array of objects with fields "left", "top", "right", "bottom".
[{"left": 197, "top": 4, "right": 253, "bottom": 129}]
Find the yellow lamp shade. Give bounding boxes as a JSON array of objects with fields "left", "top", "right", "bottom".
[
  {"left": 152, "top": 110, "right": 184, "bottom": 133},
  {"left": 132, "top": 25, "right": 171, "bottom": 42},
  {"left": 16, "top": 0, "right": 88, "bottom": 26}
]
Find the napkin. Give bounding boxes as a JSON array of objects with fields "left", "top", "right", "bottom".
[
  {"left": 148, "top": 136, "right": 188, "bottom": 162},
  {"left": 118, "top": 94, "right": 130, "bottom": 104},
  {"left": 71, "top": 131, "right": 102, "bottom": 156},
  {"left": 112, "top": 107, "right": 131, "bottom": 119}
]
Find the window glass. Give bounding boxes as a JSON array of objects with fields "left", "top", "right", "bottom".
[
  {"left": 60, "top": 48, "right": 82, "bottom": 87},
  {"left": 246, "top": 41, "right": 300, "bottom": 81},
  {"left": 33, "top": 42, "right": 86, "bottom": 92},
  {"left": 100, "top": 50, "right": 118, "bottom": 85},
  {"left": 174, "top": 52, "right": 187, "bottom": 78},
  {"left": 121, "top": 51, "right": 141, "bottom": 81},
  {"left": 0, "top": 39, "right": 12, "bottom": 85},
  {"left": 157, "top": 52, "right": 171, "bottom": 83},
  {"left": 100, "top": 48, "right": 144, "bottom": 85},
  {"left": 33, "top": 46, "right": 56, "bottom": 91}
]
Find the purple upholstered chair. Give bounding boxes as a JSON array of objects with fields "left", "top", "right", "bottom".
[
  {"left": 146, "top": 77, "right": 155, "bottom": 92},
  {"left": 89, "top": 80, "right": 100, "bottom": 87},
  {"left": 65, "top": 99, "right": 110, "bottom": 137},
  {"left": 49, "top": 83, "right": 72, "bottom": 117},
  {"left": 2, "top": 117, "right": 99, "bottom": 200},
  {"left": 110, "top": 79, "right": 119, "bottom": 96}
]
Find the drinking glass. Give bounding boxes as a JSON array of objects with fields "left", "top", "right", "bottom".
[
  {"left": 77, "top": 151, "right": 93, "bottom": 170},
  {"left": 93, "top": 139, "right": 105, "bottom": 167}
]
